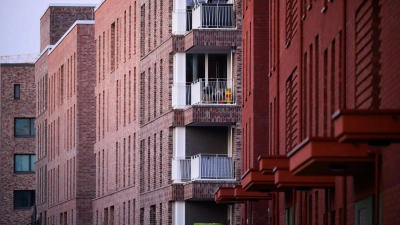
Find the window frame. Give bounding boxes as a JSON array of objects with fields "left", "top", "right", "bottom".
[
  {"left": 13, "top": 190, "right": 35, "bottom": 209},
  {"left": 14, "top": 154, "right": 36, "bottom": 173},
  {"left": 14, "top": 84, "right": 20, "bottom": 99},
  {"left": 14, "top": 118, "right": 36, "bottom": 137}
]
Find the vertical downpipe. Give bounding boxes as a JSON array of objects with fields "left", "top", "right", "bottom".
[
  {"left": 292, "top": 190, "right": 296, "bottom": 225},
  {"left": 298, "top": 0, "right": 303, "bottom": 140},
  {"left": 299, "top": 192, "right": 303, "bottom": 225},
  {"left": 374, "top": 151, "right": 380, "bottom": 225},
  {"left": 275, "top": 0, "right": 280, "bottom": 156},
  {"left": 342, "top": 176, "right": 346, "bottom": 225},
  {"left": 341, "top": 0, "right": 347, "bottom": 109},
  {"left": 341, "top": 1, "right": 347, "bottom": 224}
]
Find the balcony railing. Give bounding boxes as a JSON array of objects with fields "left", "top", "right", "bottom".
[
  {"left": 172, "top": 154, "right": 234, "bottom": 182},
  {"left": 173, "top": 78, "right": 235, "bottom": 107},
  {"left": 192, "top": 3, "right": 235, "bottom": 29},
  {"left": 191, "top": 78, "right": 234, "bottom": 105}
]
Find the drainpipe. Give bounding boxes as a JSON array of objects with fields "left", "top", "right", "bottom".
[
  {"left": 341, "top": 0, "right": 347, "bottom": 109},
  {"left": 275, "top": 0, "right": 280, "bottom": 155},
  {"left": 342, "top": 176, "right": 346, "bottom": 225},
  {"left": 276, "top": 193, "right": 279, "bottom": 225},
  {"left": 292, "top": 190, "right": 296, "bottom": 225},
  {"left": 298, "top": 0, "right": 303, "bottom": 140},
  {"left": 374, "top": 151, "right": 381, "bottom": 225},
  {"left": 341, "top": 0, "right": 347, "bottom": 222}
]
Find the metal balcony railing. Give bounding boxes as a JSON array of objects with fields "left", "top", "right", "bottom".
[
  {"left": 192, "top": 3, "right": 235, "bottom": 29},
  {"left": 172, "top": 154, "right": 234, "bottom": 182},
  {"left": 173, "top": 78, "right": 235, "bottom": 106},
  {"left": 191, "top": 78, "right": 235, "bottom": 105}
]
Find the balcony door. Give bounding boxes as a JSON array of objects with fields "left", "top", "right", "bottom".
[{"left": 186, "top": 54, "right": 227, "bottom": 83}]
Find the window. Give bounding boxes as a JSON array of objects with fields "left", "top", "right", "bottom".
[
  {"left": 285, "top": 207, "right": 293, "bottom": 225},
  {"left": 14, "top": 84, "right": 20, "bottom": 99},
  {"left": 14, "top": 154, "right": 36, "bottom": 173},
  {"left": 14, "top": 190, "right": 35, "bottom": 209},
  {"left": 14, "top": 118, "right": 35, "bottom": 137}
]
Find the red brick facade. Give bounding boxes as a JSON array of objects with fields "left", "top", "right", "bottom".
[
  {"left": 241, "top": 0, "right": 270, "bottom": 224},
  {"left": 0, "top": 63, "right": 36, "bottom": 225},
  {"left": 240, "top": 0, "right": 400, "bottom": 224}
]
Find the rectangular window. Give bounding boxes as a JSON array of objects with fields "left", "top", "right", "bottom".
[
  {"left": 14, "top": 154, "right": 36, "bottom": 173},
  {"left": 285, "top": 207, "right": 293, "bottom": 225},
  {"left": 14, "top": 190, "right": 35, "bottom": 209},
  {"left": 14, "top": 84, "right": 20, "bottom": 99},
  {"left": 14, "top": 118, "right": 36, "bottom": 137}
]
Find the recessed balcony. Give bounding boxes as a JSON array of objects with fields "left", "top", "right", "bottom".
[
  {"left": 288, "top": 137, "right": 375, "bottom": 176},
  {"left": 173, "top": 154, "right": 234, "bottom": 182},
  {"left": 332, "top": 109, "right": 400, "bottom": 145},
  {"left": 173, "top": 53, "right": 236, "bottom": 107}
]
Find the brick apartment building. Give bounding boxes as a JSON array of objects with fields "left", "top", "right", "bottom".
[
  {"left": 93, "top": 0, "right": 243, "bottom": 224},
  {"left": 34, "top": 0, "right": 244, "bottom": 224},
  {"left": 217, "top": 0, "right": 400, "bottom": 225},
  {"left": 0, "top": 63, "right": 36, "bottom": 225},
  {"left": 34, "top": 5, "right": 96, "bottom": 225}
]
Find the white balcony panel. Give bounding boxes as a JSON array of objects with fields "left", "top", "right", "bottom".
[
  {"left": 192, "top": 3, "right": 235, "bottom": 29},
  {"left": 172, "top": 158, "right": 191, "bottom": 183}
]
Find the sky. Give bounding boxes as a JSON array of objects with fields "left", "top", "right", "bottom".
[{"left": 0, "top": 0, "right": 101, "bottom": 57}]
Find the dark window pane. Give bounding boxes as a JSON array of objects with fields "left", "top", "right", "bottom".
[
  {"left": 15, "top": 119, "right": 30, "bottom": 136},
  {"left": 186, "top": 54, "right": 205, "bottom": 82},
  {"left": 208, "top": 54, "right": 227, "bottom": 79},
  {"left": 14, "top": 190, "right": 34, "bottom": 209},
  {"left": 14, "top": 84, "right": 20, "bottom": 99},
  {"left": 14, "top": 118, "right": 35, "bottom": 137},
  {"left": 30, "top": 155, "right": 36, "bottom": 172},
  {"left": 15, "top": 155, "right": 30, "bottom": 171},
  {"left": 30, "top": 119, "right": 36, "bottom": 136}
]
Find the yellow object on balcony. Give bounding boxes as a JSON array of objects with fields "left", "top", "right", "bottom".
[{"left": 225, "top": 88, "right": 232, "bottom": 104}]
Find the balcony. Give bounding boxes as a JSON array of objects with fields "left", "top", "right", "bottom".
[
  {"left": 191, "top": 3, "right": 235, "bottom": 29},
  {"left": 191, "top": 78, "right": 234, "bottom": 105},
  {"left": 173, "top": 154, "right": 234, "bottom": 182},
  {"left": 215, "top": 185, "right": 272, "bottom": 204},
  {"left": 288, "top": 137, "right": 375, "bottom": 176},
  {"left": 173, "top": 78, "right": 235, "bottom": 106},
  {"left": 332, "top": 109, "right": 400, "bottom": 145}
]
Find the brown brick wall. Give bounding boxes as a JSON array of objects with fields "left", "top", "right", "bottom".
[
  {"left": 0, "top": 63, "right": 36, "bottom": 225},
  {"left": 44, "top": 22, "right": 96, "bottom": 225},
  {"left": 40, "top": 6, "right": 95, "bottom": 52}
]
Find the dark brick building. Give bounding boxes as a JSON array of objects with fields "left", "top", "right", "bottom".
[
  {"left": 35, "top": 5, "right": 96, "bottom": 225},
  {"left": 0, "top": 63, "right": 36, "bottom": 225},
  {"left": 219, "top": 0, "right": 400, "bottom": 225}
]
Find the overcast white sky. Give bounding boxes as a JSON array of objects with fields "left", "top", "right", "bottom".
[{"left": 0, "top": 0, "right": 100, "bottom": 56}]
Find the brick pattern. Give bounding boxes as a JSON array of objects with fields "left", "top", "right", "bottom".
[
  {"left": 45, "top": 23, "right": 96, "bottom": 225},
  {"left": 266, "top": 0, "right": 400, "bottom": 224},
  {"left": 40, "top": 6, "right": 95, "bottom": 52},
  {"left": 0, "top": 64, "right": 36, "bottom": 225},
  {"left": 241, "top": 0, "right": 270, "bottom": 224}
]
